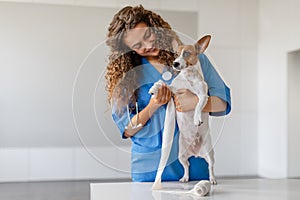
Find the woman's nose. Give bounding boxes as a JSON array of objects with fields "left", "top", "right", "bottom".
[{"left": 142, "top": 41, "right": 153, "bottom": 51}]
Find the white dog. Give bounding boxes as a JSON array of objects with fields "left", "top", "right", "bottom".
[{"left": 150, "top": 35, "right": 216, "bottom": 189}]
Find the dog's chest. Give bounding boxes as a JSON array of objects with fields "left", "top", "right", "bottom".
[{"left": 171, "top": 64, "right": 205, "bottom": 93}]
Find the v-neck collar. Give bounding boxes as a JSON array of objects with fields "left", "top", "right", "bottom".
[
  {"left": 141, "top": 57, "right": 174, "bottom": 85},
  {"left": 142, "top": 57, "right": 168, "bottom": 73}
]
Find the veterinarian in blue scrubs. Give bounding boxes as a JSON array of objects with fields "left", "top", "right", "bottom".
[{"left": 106, "top": 5, "right": 231, "bottom": 182}]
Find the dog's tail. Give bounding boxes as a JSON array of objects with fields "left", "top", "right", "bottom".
[{"left": 152, "top": 98, "right": 176, "bottom": 190}]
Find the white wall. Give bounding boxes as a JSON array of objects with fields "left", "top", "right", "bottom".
[
  {"left": 197, "top": 0, "right": 258, "bottom": 177},
  {"left": 0, "top": 0, "right": 259, "bottom": 181},
  {"left": 258, "top": 0, "right": 300, "bottom": 178}
]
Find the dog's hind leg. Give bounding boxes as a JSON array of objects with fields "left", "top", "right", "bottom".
[
  {"left": 178, "top": 130, "right": 191, "bottom": 183},
  {"left": 178, "top": 156, "right": 190, "bottom": 182},
  {"left": 204, "top": 149, "right": 217, "bottom": 185}
]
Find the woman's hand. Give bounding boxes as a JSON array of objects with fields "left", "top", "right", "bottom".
[
  {"left": 149, "top": 83, "right": 172, "bottom": 107},
  {"left": 174, "top": 89, "right": 199, "bottom": 112}
]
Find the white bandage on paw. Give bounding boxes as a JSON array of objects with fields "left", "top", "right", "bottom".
[
  {"left": 152, "top": 99, "right": 176, "bottom": 190},
  {"left": 152, "top": 180, "right": 211, "bottom": 197},
  {"left": 148, "top": 80, "right": 165, "bottom": 96}
]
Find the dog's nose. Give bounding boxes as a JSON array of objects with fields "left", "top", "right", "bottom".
[{"left": 173, "top": 62, "right": 180, "bottom": 68}]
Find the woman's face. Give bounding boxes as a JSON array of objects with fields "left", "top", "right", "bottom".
[{"left": 123, "top": 22, "right": 160, "bottom": 58}]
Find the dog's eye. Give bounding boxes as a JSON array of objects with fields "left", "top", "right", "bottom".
[{"left": 183, "top": 51, "right": 191, "bottom": 58}]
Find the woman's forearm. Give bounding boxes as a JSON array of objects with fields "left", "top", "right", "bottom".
[
  {"left": 203, "top": 96, "right": 227, "bottom": 113},
  {"left": 124, "top": 84, "right": 172, "bottom": 138},
  {"left": 124, "top": 100, "right": 160, "bottom": 138}
]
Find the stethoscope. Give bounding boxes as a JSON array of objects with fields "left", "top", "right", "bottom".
[
  {"left": 125, "top": 101, "right": 142, "bottom": 130},
  {"left": 124, "top": 70, "right": 173, "bottom": 131}
]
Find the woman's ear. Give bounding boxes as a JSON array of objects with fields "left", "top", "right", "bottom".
[{"left": 194, "top": 35, "right": 211, "bottom": 54}]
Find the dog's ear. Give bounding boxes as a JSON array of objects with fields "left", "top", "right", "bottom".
[
  {"left": 172, "top": 39, "right": 179, "bottom": 53},
  {"left": 195, "top": 35, "right": 211, "bottom": 54}
]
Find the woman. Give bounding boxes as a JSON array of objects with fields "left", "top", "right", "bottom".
[{"left": 105, "top": 5, "right": 231, "bottom": 182}]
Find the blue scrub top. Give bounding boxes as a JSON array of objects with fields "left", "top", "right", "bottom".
[{"left": 112, "top": 54, "right": 231, "bottom": 182}]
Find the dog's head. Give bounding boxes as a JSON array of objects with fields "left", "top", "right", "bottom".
[{"left": 173, "top": 35, "right": 211, "bottom": 71}]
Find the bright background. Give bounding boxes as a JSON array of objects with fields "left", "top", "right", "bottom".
[{"left": 0, "top": 0, "right": 299, "bottom": 182}]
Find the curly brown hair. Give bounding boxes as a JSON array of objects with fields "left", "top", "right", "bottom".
[{"left": 105, "top": 5, "right": 182, "bottom": 113}]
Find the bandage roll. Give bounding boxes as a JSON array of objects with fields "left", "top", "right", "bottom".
[{"left": 191, "top": 180, "right": 211, "bottom": 197}]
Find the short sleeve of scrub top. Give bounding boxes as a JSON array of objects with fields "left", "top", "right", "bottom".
[{"left": 111, "top": 54, "right": 231, "bottom": 182}]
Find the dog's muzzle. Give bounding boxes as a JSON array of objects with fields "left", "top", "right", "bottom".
[
  {"left": 173, "top": 61, "right": 180, "bottom": 71},
  {"left": 173, "top": 56, "right": 187, "bottom": 71}
]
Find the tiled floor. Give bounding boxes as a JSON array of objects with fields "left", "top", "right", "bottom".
[
  {"left": 0, "top": 179, "right": 129, "bottom": 200},
  {"left": 0, "top": 180, "right": 90, "bottom": 200},
  {"left": 91, "top": 178, "right": 300, "bottom": 200}
]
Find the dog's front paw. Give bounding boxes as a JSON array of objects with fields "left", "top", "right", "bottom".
[
  {"left": 179, "top": 176, "right": 189, "bottom": 183},
  {"left": 193, "top": 112, "right": 203, "bottom": 126},
  {"left": 148, "top": 80, "right": 164, "bottom": 95},
  {"left": 194, "top": 119, "right": 203, "bottom": 126}
]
